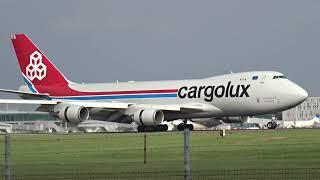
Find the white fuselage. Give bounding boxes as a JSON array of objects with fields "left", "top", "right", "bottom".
[{"left": 49, "top": 71, "right": 307, "bottom": 121}]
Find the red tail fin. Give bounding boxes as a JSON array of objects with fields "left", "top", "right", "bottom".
[{"left": 11, "top": 34, "right": 69, "bottom": 87}]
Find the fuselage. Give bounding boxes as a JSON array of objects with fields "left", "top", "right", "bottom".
[{"left": 22, "top": 71, "right": 308, "bottom": 119}]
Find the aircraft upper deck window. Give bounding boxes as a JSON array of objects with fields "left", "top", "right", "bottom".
[{"left": 273, "top": 75, "right": 287, "bottom": 79}]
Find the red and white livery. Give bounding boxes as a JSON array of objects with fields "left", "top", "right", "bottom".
[{"left": 0, "top": 34, "right": 308, "bottom": 131}]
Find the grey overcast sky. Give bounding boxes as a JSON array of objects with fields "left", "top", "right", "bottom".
[{"left": 0, "top": 0, "right": 319, "bottom": 96}]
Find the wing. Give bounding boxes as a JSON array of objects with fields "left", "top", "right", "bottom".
[
  {"left": 0, "top": 99, "right": 220, "bottom": 112},
  {"left": 0, "top": 89, "right": 220, "bottom": 112},
  {"left": 0, "top": 99, "right": 223, "bottom": 123}
]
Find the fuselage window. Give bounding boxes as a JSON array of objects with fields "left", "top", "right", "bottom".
[{"left": 273, "top": 75, "right": 287, "bottom": 79}]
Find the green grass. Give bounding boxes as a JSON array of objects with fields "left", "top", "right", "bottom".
[{"left": 1, "top": 129, "right": 320, "bottom": 179}]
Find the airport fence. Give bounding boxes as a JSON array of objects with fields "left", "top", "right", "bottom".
[
  {"left": 1, "top": 129, "right": 320, "bottom": 179},
  {"left": 7, "top": 168, "right": 320, "bottom": 180}
]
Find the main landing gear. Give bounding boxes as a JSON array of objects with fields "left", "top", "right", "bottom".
[
  {"left": 137, "top": 124, "right": 168, "bottom": 132},
  {"left": 177, "top": 119, "right": 194, "bottom": 131}
]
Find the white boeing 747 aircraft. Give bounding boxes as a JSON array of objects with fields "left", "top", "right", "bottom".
[{"left": 0, "top": 34, "right": 308, "bottom": 131}]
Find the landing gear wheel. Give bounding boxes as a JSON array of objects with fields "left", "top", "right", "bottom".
[
  {"left": 158, "top": 124, "right": 168, "bottom": 131},
  {"left": 177, "top": 119, "right": 194, "bottom": 131},
  {"left": 137, "top": 126, "right": 153, "bottom": 132},
  {"left": 177, "top": 124, "right": 184, "bottom": 131},
  {"left": 267, "top": 122, "right": 273, "bottom": 129},
  {"left": 137, "top": 125, "right": 145, "bottom": 132},
  {"left": 137, "top": 125, "right": 168, "bottom": 132},
  {"left": 187, "top": 124, "right": 194, "bottom": 131},
  {"left": 267, "top": 122, "right": 277, "bottom": 129},
  {"left": 271, "top": 122, "right": 277, "bottom": 129},
  {"left": 163, "top": 124, "right": 169, "bottom": 131}
]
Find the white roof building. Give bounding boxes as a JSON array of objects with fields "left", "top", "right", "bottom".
[{"left": 282, "top": 97, "right": 320, "bottom": 121}]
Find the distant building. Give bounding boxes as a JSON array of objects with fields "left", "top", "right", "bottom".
[
  {"left": 282, "top": 97, "right": 320, "bottom": 121},
  {"left": 0, "top": 111, "right": 55, "bottom": 123}
]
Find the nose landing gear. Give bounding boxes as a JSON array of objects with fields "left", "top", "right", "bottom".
[{"left": 267, "top": 121, "right": 277, "bottom": 129}]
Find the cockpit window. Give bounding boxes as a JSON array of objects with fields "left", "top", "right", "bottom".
[{"left": 273, "top": 75, "right": 286, "bottom": 79}]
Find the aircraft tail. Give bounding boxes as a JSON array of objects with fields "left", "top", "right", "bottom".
[{"left": 10, "top": 34, "right": 70, "bottom": 88}]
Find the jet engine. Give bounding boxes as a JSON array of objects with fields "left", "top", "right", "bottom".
[
  {"left": 54, "top": 105, "right": 90, "bottom": 124},
  {"left": 133, "top": 109, "right": 164, "bottom": 126}
]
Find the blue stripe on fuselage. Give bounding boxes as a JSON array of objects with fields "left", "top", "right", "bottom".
[
  {"left": 22, "top": 76, "right": 37, "bottom": 93},
  {"left": 51, "top": 93, "right": 177, "bottom": 100}
]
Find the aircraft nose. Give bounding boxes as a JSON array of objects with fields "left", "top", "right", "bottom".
[
  {"left": 294, "top": 84, "right": 308, "bottom": 103},
  {"left": 299, "top": 87, "right": 308, "bottom": 101},
  {"left": 283, "top": 80, "right": 308, "bottom": 106}
]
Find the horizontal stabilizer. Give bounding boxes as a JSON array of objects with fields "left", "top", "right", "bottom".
[{"left": 0, "top": 88, "right": 49, "bottom": 99}]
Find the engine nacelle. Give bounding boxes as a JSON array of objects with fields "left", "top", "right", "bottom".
[
  {"left": 133, "top": 109, "right": 164, "bottom": 126},
  {"left": 54, "top": 105, "right": 90, "bottom": 124},
  {"left": 219, "top": 116, "right": 249, "bottom": 123}
]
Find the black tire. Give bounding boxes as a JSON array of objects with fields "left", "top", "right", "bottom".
[
  {"left": 161, "top": 124, "right": 168, "bottom": 131},
  {"left": 145, "top": 126, "right": 156, "bottom": 132},
  {"left": 137, "top": 126, "right": 145, "bottom": 132},
  {"left": 177, "top": 123, "right": 193, "bottom": 131},
  {"left": 177, "top": 124, "right": 184, "bottom": 131},
  {"left": 187, "top": 124, "right": 194, "bottom": 131},
  {"left": 156, "top": 125, "right": 163, "bottom": 131},
  {"left": 272, "top": 122, "right": 277, "bottom": 129},
  {"left": 267, "top": 122, "right": 273, "bottom": 129},
  {"left": 139, "top": 125, "right": 169, "bottom": 132}
]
